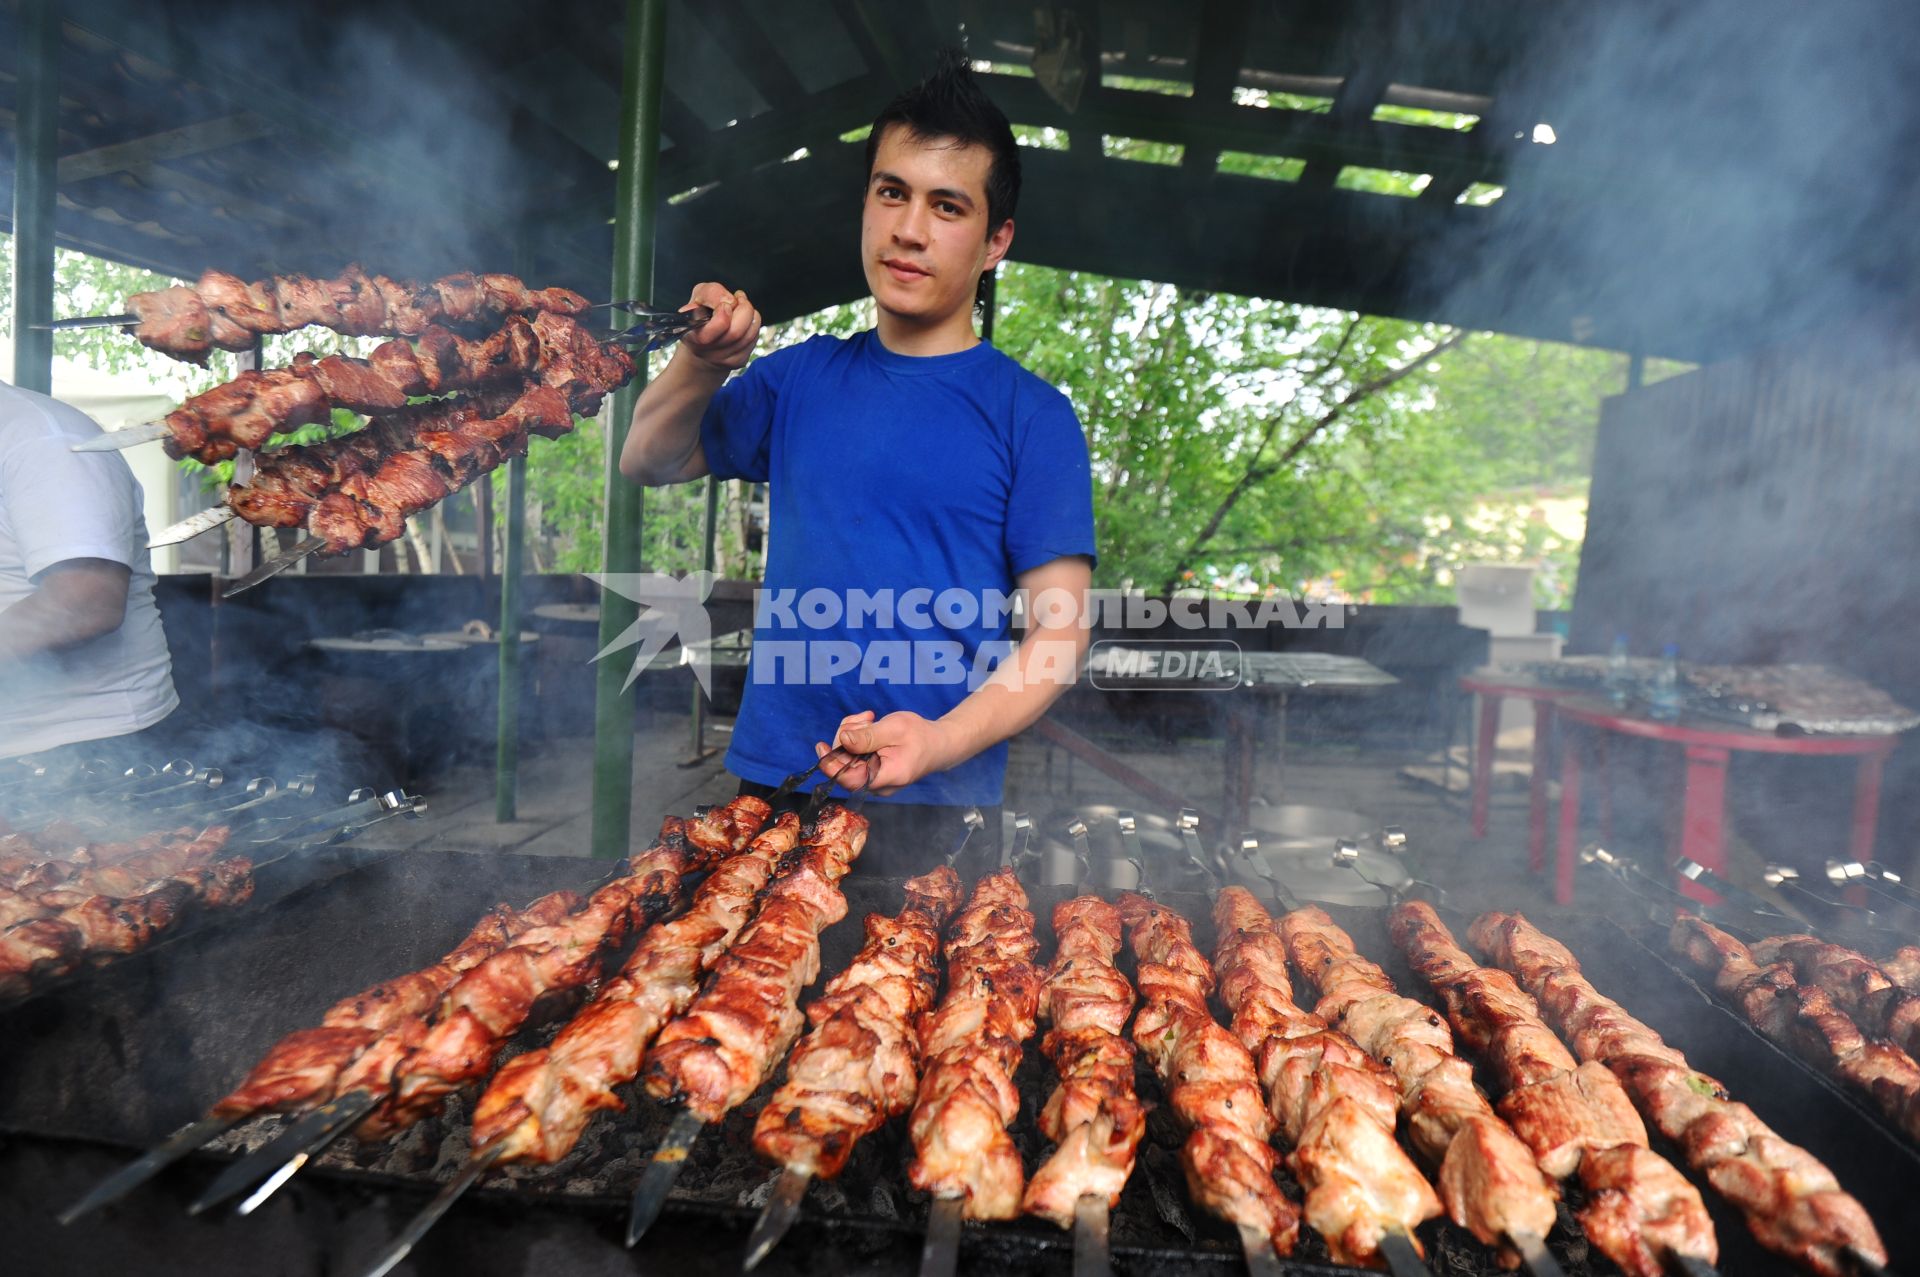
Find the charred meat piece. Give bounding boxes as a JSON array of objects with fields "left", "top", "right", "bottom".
[
  {"left": 1472, "top": 910, "right": 1886, "bottom": 1277},
  {"left": 1215, "top": 888, "right": 1439, "bottom": 1267},
  {"left": 1120, "top": 891, "right": 1299, "bottom": 1252},
  {"left": 749, "top": 866, "right": 961, "bottom": 1182}
]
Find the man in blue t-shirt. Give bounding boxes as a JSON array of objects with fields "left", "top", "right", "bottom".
[{"left": 620, "top": 53, "right": 1095, "bottom": 874}]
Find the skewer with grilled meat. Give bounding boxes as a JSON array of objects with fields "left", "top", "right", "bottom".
[
  {"left": 0, "top": 821, "right": 152, "bottom": 886},
  {"left": 290, "top": 386, "right": 573, "bottom": 555},
  {"left": 471, "top": 812, "right": 806, "bottom": 1163},
  {"left": 1117, "top": 891, "right": 1300, "bottom": 1253},
  {"left": 1020, "top": 895, "right": 1146, "bottom": 1229},
  {"left": 0, "top": 825, "right": 229, "bottom": 928},
  {"left": 0, "top": 856, "right": 254, "bottom": 1001},
  {"left": 1748, "top": 933, "right": 1920, "bottom": 1061},
  {"left": 209, "top": 888, "right": 581, "bottom": 1121},
  {"left": 1882, "top": 946, "right": 1920, "bottom": 994},
  {"left": 1213, "top": 888, "right": 1441, "bottom": 1267},
  {"left": 1673, "top": 917, "right": 1920, "bottom": 1143},
  {"left": 161, "top": 309, "right": 631, "bottom": 464},
  {"left": 126, "top": 265, "right": 591, "bottom": 363},
  {"left": 641, "top": 805, "right": 870, "bottom": 1122},
  {"left": 349, "top": 798, "right": 773, "bottom": 1139},
  {"left": 1473, "top": 911, "right": 1887, "bottom": 1276},
  {"left": 1394, "top": 901, "right": 1716, "bottom": 1277},
  {"left": 903, "top": 869, "right": 1042, "bottom": 1222},
  {"left": 1281, "top": 906, "right": 1558, "bottom": 1263},
  {"left": 753, "top": 866, "right": 963, "bottom": 1180}
]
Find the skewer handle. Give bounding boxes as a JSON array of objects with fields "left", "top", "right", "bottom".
[
  {"left": 1378, "top": 1229, "right": 1431, "bottom": 1277},
  {"left": 71, "top": 421, "right": 170, "bottom": 453},
  {"left": 56, "top": 1114, "right": 239, "bottom": 1224},
  {"left": 1237, "top": 1222, "right": 1286, "bottom": 1277},
  {"left": 356, "top": 1149, "right": 501, "bottom": 1277},
  {"left": 919, "top": 1196, "right": 965, "bottom": 1277},
  {"left": 1509, "top": 1230, "right": 1566, "bottom": 1277},
  {"left": 1072, "top": 1193, "right": 1112, "bottom": 1277},
  {"left": 626, "top": 1109, "right": 705, "bottom": 1247},
  {"left": 742, "top": 1167, "right": 811, "bottom": 1271}
]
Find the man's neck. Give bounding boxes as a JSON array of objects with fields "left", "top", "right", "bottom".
[{"left": 875, "top": 309, "right": 980, "bottom": 357}]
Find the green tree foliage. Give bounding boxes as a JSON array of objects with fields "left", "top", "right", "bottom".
[{"left": 4, "top": 236, "right": 1664, "bottom": 604}]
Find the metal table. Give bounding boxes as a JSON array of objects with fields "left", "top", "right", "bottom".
[
  {"left": 1083, "top": 647, "right": 1397, "bottom": 828},
  {"left": 1551, "top": 695, "right": 1901, "bottom": 906}
]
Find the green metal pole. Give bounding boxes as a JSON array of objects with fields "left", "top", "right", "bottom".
[
  {"left": 11, "top": 0, "right": 59, "bottom": 395},
  {"left": 687, "top": 477, "right": 719, "bottom": 760},
  {"left": 979, "top": 269, "right": 997, "bottom": 345},
  {"left": 591, "top": 0, "right": 667, "bottom": 859},
  {"left": 495, "top": 237, "right": 536, "bottom": 822},
  {"left": 494, "top": 452, "right": 526, "bottom": 820}
]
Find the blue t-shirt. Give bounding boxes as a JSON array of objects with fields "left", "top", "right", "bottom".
[{"left": 699, "top": 329, "right": 1096, "bottom": 806}]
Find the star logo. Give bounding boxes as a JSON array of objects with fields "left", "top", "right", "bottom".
[{"left": 587, "top": 571, "right": 719, "bottom": 694}]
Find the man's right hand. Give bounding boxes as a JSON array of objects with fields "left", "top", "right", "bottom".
[{"left": 680, "top": 282, "right": 762, "bottom": 373}]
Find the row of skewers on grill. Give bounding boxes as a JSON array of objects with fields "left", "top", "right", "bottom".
[
  {"left": 1581, "top": 841, "right": 1920, "bottom": 1151},
  {"left": 0, "top": 782, "right": 423, "bottom": 1004},
  {"left": 50, "top": 266, "right": 709, "bottom": 595},
  {"left": 59, "top": 791, "right": 1895, "bottom": 1277}
]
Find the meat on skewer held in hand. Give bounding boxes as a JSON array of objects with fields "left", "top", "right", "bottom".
[{"left": 127, "top": 265, "right": 591, "bottom": 363}]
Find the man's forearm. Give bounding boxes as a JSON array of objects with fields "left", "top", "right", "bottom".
[
  {"left": 932, "top": 624, "right": 1089, "bottom": 769},
  {"left": 0, "top": 588, "right": 119, "bottom": 662},
  {"left": 619, "top": 350, "right": 730, "bottom": 486}
]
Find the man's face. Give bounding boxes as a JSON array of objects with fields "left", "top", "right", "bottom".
[{"left": 861, "top": 125, "right": 1013, "bottom": 330}]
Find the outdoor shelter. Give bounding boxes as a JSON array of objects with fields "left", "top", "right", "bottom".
[{"left": 8, "top": 0, "right": 1920, "bottom": 849}]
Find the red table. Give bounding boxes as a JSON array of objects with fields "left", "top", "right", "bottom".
[
  {"left": 1549, "top": 696, "right": 1899, "bottom": 906},
  {"left": 1459, "top": 671, "right": 1583, "bottom": 874}
]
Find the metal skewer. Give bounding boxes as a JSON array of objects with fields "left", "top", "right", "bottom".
[
  {"left": 1667, "top": 1254, "right": 1722, "bottom": 1277},
  {"left": 742, "top": 1166, "right": 812, "bottom": 1271},
  {"left": 31, "top": 312, "right": 137, "bottom": 331},
  {"left": 919, "top": 1196, "right": 965, "bottom": 1277},
  {"left": 1237, "top": 1222, "right": 1285, "bottom": 1277},
  {"left": 1509, "top": 1230, "right": 1566, "bottom": 1277},
  {"left": 149, "top": 505, "right": 237, "bottom": 548},
  {"left": 1379, "top": 1229, "right": 1431, "bottom": 1277},
  {"left": 356, "top": 1146, "right": 506, "bottom": 1277},
  {"left": 221, "top": 535, "right": 326, "bottom": 598},
  {"left": 626, "top": 1107, "right": 706, "bottom": 1247},
  {"left": 1113, "top": 810, "right": 1147, "bottom": 893},
  {"left": 56, "top": 1113, "right": 240, "bottom": 1223},
  {"left": 1072, "top": 1191, "right": 1112, "bottom": 1277},
  {"left": 1005, "top": 811, "right": 1036, "bottom": 873},
  {"left": 186, "top": 1088, "right": 378, "bottom": 1215},
  {"left": 71, "top": 421, "right": 173, "bottom": 453}
]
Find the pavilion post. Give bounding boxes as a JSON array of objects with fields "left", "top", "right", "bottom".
[
  {"left": 11, "top": 0, "right": 60, "bottom": 395},
  {"left": 590, "top": 0, "right": 667, "bottom": 858},
  {"left": 494, "top": 244, "right": 534, "bottom": 823},
  {"left": 686, "top": 476, "right": 720, "bottom": 762}
]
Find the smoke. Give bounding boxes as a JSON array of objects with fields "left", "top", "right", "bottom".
[
  {"left": 61, "top": 0, "right": 606, "bottom": 287},
  {"left": 1422, "top": 0, "right": 1920, "bottom": 360}
]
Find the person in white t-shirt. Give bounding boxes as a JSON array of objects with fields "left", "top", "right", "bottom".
[{"left": 0, "top": 380, "right": 178, "bottom": 760}]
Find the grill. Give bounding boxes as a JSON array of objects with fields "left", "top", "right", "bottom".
[{"left": 3, "top": 849, "right": 1916, "bottom": 1276}]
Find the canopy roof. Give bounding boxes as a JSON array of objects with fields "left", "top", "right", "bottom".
[{"left": 3, "top": 0, "right": 1916, "bottom": 363}]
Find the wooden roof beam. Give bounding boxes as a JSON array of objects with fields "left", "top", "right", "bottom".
[
  {"left": 682, "top": 0, "right": 809, "bottom": 112},
  {"left": 1184, "top": 0, "right": 1254, "bottom": 176},
  {"left": 986, "top": 73, "right": 1499, "bottom": 185},
  {"left": 55, "top": 112, "right": 272, "bottom": 183}
]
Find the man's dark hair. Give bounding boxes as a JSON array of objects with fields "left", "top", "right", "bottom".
[{"left": 864, "top": 48, "right": 1022, "bottom": 235}]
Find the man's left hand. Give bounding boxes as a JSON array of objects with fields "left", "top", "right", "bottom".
[{"left": 816, "top": 710, "right": 955, "bottom": 797}]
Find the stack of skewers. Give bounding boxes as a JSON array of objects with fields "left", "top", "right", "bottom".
[
  {"left": 58, "top": 809, "right": 1906, "bottom": 1277},
  {"left": 57, "top": 266, "right": 696, "bottom": 590}
]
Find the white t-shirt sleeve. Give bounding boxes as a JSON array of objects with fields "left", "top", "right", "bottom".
[{"left": 1, "top": 428, "right": 142, "bottom": 579}]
